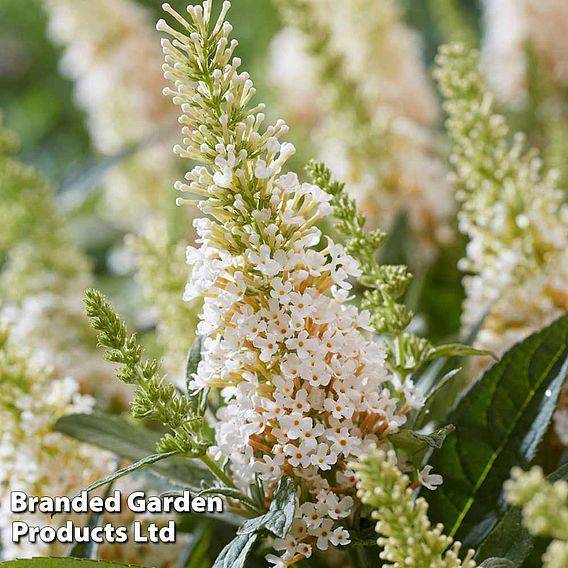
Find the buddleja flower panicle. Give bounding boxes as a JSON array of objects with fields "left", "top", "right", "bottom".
[
  {"left": 274, "top": 0, "right": 453, "bottom": 262},
  {"left": 0, "top": 324, "right": 114, "bottom": 559},
  {"left": 158, "top": 2, "right": 427, "bottom": 564},
  {"left": 0, "top": 123, "right": 116, "bottom": 400},
  {"left": 44, "top": 0, "right": 181, "bottom": 227},
  {"left": 437, "top": 41, "right": 568, "bottom": 441}
]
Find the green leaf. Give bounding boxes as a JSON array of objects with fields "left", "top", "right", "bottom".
[
  {"left": 476, "top": 507, "right": 528, "bottom": 567},
  {"left": 175, "top": 510, "right": 244, "bottom": 530},
  {"left": 212, "top": 533, "right": 258, "bottom": 568},
  {"left": 55, "top": 413, "right": 214, "bottom": 487},
  {"left": 427, "top": 343, "right": 495, "bottom": 361},
  {"left": 426, "top": 314, "right": 568, "bottom": 546},
  {"left": 251, "top": 473, "right": 266, "bottom": 509},
  {"left": 185, "top": 335, "right": 208, "bottom": 416},
  {"left": 476, "top": 463, "right": 568, "bottom": 564},
  {"left": 412, "top": 368, "right": 461, "bottom": 429},
  {"left": 75, "top": 452, "right": 177, "bottom": 497},
  {"left": 479, "top": 560, "right": 515, "bottom": 568},
  {"left": 67, "top": 482, "right": 115, "bottom": 559},
  {"left": 378, "top": 210, "right": 410, "bottom": 265},
  {"left": 389, "top": 425, "right": 455, "bottom": 467},
  {"left": 349, "top": 526, "right": 381, "bottom": 547},
  {"left": 237, "top": 477, "right": 296, "bottom": 539},
  {"left": 186, "top": 335, "right": 203, "bottom": 383},
  {"left": 181, "top": 521, "right": 212, "bottom": 568},
  {"left": 0, "top": 559, "right": 142, "bottom": 568},
  {"left": 415, "top": 308, "right": 489, "bottom": 397}
]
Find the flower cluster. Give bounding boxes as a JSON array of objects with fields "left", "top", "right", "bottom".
[
  {"left": 505, "top": 466, "right": 568, "bottom": 568},
  {"left": 481, "top": 0, "right": 530, "bottom": 106},
  {"left": 436, "top": 44, "right": 568, "bottom": 368},
  {"left": 43, "top": 0, "right": 180, "bottom": 227},
  {"left": 158, "top": 2, "right": 422, "bottom": 563},
  {"left": 0, "top": 325, "right": 188, "bottom": 564},
  {"left": 0, "top": 324, "right": 111, "bottom": 559},
  {"left": 43, "top": 0, "right": 202, "bottom": 385},
  {"left": 273, "top": 0, "right": 453, "bottom": 262},
  {"left": 0, "top": 126, "right": 116, "bottom": 400},
  {"left": 352, "top": 449, "right": 476, "bottom": 568}
]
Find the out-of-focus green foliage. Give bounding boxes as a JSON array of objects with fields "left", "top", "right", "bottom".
[
  {"left": 0, "top": 0, "right": 90, "bottom": 177},
  {"left": 0, "top": 0, "right": 280, "bottom": 180}
]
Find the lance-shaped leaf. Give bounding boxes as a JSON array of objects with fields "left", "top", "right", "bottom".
[
  {"left": 67, "top": 482, "right": 116, "bottom": 559},
  {"left": 479, "top": 560, "right": 515, "bottom": 568},
  {"left": 412, "top": 368, "right": 461, "bottom": 429},
  {"left": 212, "top": 533, "right": 258, "bottom": 568},
  {"left": 74, "top": 452, "right": 177, "bottom": 497},
  {"left": 185, "top": 335, "right": 209, "bottom": 417},
  {"left": 181, "top": 521, "right": 213, "bottom": 568},
  {"left": 426, "top": 314, "right": 568, "bottom": 546},
  {"left": 55, "top": 413, "right": 214, "bottom": 487},
  {"left": 211, "top": 478, "right": 295, "bottom": 568},
  {"left": 196, "top": 487, "right": 260, "bottom": 513},
  {"left": 237, "top": 476, "right": 296, "bottom": 539},
  {"left": 389, "top": 425, "right": 455, "bottom": 468},
  {"left": 426, "top": 343, "right": 495, "bottom": 361}
]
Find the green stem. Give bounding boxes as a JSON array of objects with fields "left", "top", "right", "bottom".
[
  {"left": 348, "top": 545, "right": 367, "bottom": 568},
  {"left": 200, "top": 454, "right": 235, "bottom": 488}
]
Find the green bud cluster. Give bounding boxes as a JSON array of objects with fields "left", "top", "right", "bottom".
[
  {"left": 306, "top": 160, "right": 412, "bottom": 336},
  {"left": 352, "top": 449, "right": 477, "bottom": 568},
  {"left": 85, "top": 289, "right": 211, "bottom": 457}
]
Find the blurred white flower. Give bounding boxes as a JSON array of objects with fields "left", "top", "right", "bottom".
[
  {"left": 273, "top": 0, "right": 454, "bottom": 263},
  {"left": 44, "top": 0, "right": 180, "bottom": 227},
  {"left": 482, "top": 0, "right": 568, "bottom": 103}
]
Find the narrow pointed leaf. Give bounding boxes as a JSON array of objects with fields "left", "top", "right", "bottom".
[
  {"left": 237, "top": 477, "right": 296, "bottom": 538},
  {"left": 196, "top": 487, "right": 259, "bottom": 512},
  {"left": 427, "top": 343, "right": 495, "bottom": 361},
  {"left": 74, "top": 452, "right": 176, "bottom": 498},
  {"left": 479, "top": 560, "right": 515, "bottom": 568},
  {"left": 413, "top": 368, "right": 461, "bottom": 429},
  {"left": 390, "top": 425, "right": 455, "bottom": 467},
  {"left": 185, "top": 335, "right": 208, "bottom": 416},
  {"left": 55, "top": 413, "right": 214, "bottom": 487},
  {"left": 212, "top": 533, "right": 258, "bottom": 568},
  {"left": 182, "top": 521, "right": 213, "bottom": 568},
  {"left": 67, "top": 482, "right": 115, "bottom": 559}
]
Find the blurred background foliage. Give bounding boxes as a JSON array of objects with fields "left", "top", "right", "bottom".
[
  {"left": 0, "top": 0, "right": 281, "bottom": 175},
  {"left": 0, "top": 0, "right": 282, "bottom": 339},
  {"left": 0, "top": 0, "right": 487, "bottom": 348}
]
